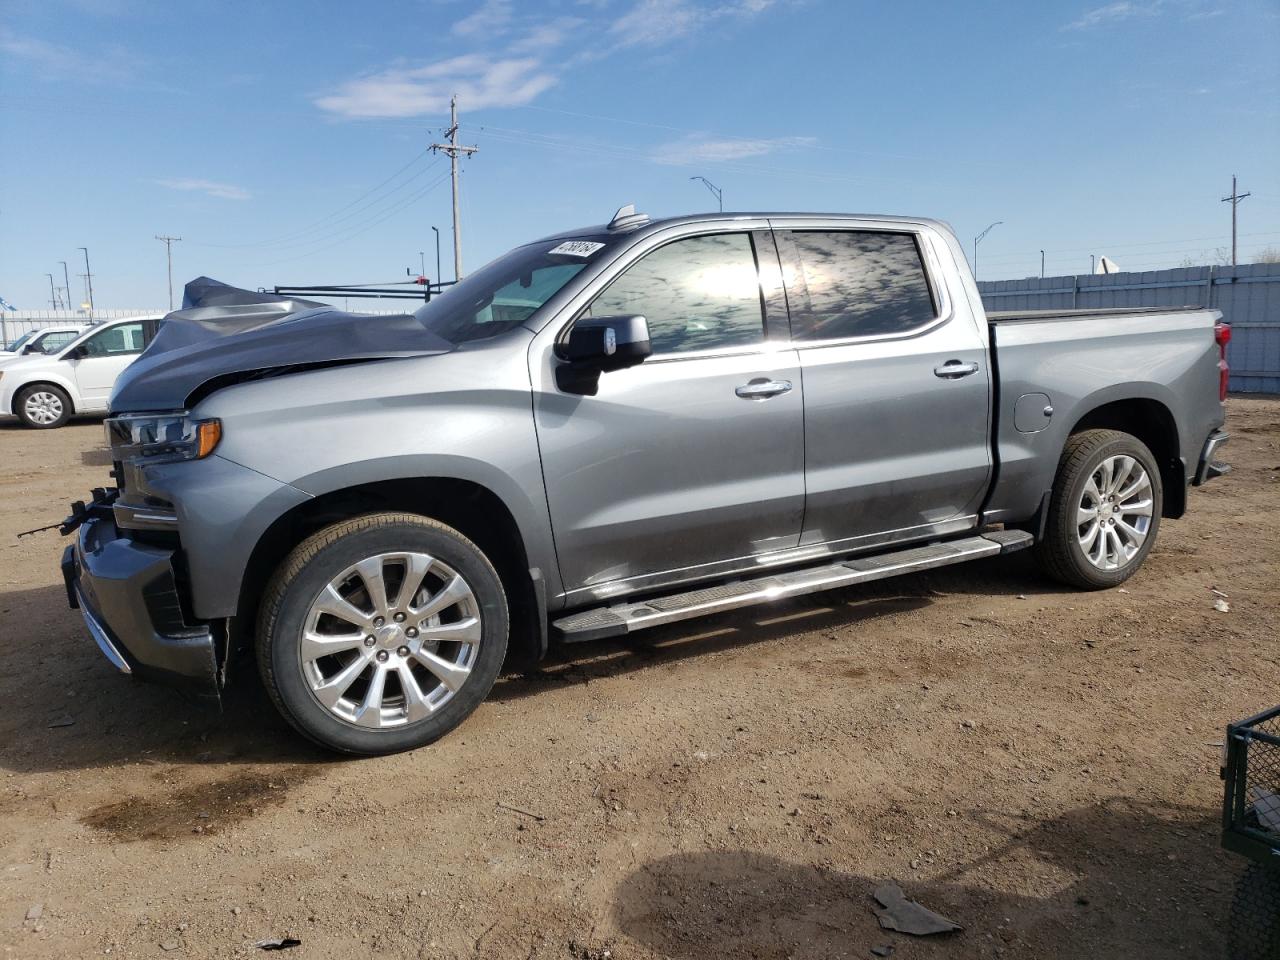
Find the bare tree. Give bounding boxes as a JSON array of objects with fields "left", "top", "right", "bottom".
[{"left": 1254, "top": 246, "right": 1280, "bottom": 264}]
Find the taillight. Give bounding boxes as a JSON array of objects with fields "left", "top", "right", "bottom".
[{"left": 1215, "top": 322, "right": 1231, "bottom": 402}]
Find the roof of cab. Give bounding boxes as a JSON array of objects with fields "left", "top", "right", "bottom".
[{"left": 533, "top": 208, "right": 954, "bottom": 246}]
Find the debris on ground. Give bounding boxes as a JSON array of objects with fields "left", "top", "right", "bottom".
[
  {"left": 496, "top": 801, "right": 545, "bottom": 821},
  {"left": 25, "top": 903, "right": 43, "bottom": 921},
  {"left": 871, "top": 945, "right": 895, "bottom": 957},
  {"left": 255, "top": 937, "right": 302, "bottom": 951},
  {"left": 46, "top": 715, "right": 75, "bottom": 728},
  {"left": 1214, "top": 597, "right": 1231, "bottom": 613},
  {"left": 872, "top": 883, "right": 962, "bottom": 936},
  {"left": 159, "top": 942, "right": 180, "bottom": 952}
]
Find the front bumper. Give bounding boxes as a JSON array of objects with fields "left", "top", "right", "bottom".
[
  {"left": 62, "top": 508, "right": 220, "bottom": 700},
  {"left": 1194, "top": 429, "right": 1231, "bottom": 486}
]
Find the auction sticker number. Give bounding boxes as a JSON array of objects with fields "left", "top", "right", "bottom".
[{"left": 549, "top": 241, "right": 605, "bottom": 257}]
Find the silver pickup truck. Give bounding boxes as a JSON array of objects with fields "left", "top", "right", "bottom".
[{"left": 61, "top": 206, "right": 1231, "bottom": 754}]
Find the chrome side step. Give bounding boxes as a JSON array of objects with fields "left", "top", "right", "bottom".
[{"left": 553, "top": 530, "right": 1033, "bottom": 643}]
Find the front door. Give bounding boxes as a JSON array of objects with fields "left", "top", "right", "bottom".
[
  {"left": 533, "top": 229, "right": 805, "bottom": 602},
  {"left": 70, "top": 321, "right": 148, "bottom": 408},
  {"left": 774, "top": 226, "right": 993, "bottom": 551}
]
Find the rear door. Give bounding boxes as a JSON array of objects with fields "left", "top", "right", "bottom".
[
  {"left": 69, "top": 321, "right": 148, "bottom": 407},
  {"left": 774, "top": 224, "right": 992, "bottom": 552},
  {"left": 532, "top": 226, "right": 806, "bottom": 603}
]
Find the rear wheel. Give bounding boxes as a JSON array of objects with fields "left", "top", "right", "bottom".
[
  {"left": 256, "top": 513, "right": 508, "bottom": 755},
  {"left": 1035, "top": 429, "right": 1163, "bottom": 590},
  {"left": 15, "top": 384, "right": 71, "bottom": 429}
]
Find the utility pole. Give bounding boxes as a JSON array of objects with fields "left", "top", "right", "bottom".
[
  {"left": 77, "top": 247, "right": 94, "bottom": 319},
  {"left": 1040, "top": 250, "right": 1045, "bottom": 278},
  {"left": 1221, "top": 174, "right": 1251, "bottom": 266},
  {"left": 973, "top": 221, "right": 1002, "bottom": 281},
  {"left": 430, "top": 96, "right": 477, "bottom": 281},
  {"left": 46, "top": 274, "right": 60, "bottom": 310},
  {"left": 59, "top": 261, "right": 71, "bottom": 315},
  {"left": 690, "top": 176, "right": 723, "bottom": 212},
  {"left": 156, "top": 235, "right": 182, "bottom": 311}
]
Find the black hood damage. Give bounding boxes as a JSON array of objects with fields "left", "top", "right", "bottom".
[{"left": 111, "top": 278, "right": 453, "bottom": 412}]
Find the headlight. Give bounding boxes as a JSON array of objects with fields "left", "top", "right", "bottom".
[{"left": 105, "top": 413, "right": 222, "bottom": 463}]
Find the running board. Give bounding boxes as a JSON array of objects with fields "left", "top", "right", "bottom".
[{"left": 553, "top": 530, "right": 1033, "bottom": 643}]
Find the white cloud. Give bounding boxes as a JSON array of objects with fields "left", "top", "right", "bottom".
[
  {"left": 651, "top": 134, "right": 816, "bottom": 165},
  {"left": 1063, "top": 1, "right": 1163, "bottom": 30},
  {"left": 0, "top": 27, "right": 131, "bottom": 82},
  {"left": 509, "top": 17, "right": 584, "bottom": 53},
  {"left": 315, "top": 54, "right": 557, "bottom": 118},
  {"left": 453, "top": 0, "right": 514, "bottom": 37},
  {"left": 157, "top": 178, "right": 251, "bottom": 201},
  {"left": 609, "top": 0, "right": 776, "bottom": 47}
]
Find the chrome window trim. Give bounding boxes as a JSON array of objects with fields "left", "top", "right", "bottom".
[{"left": 771, "top": 222, "right": 956, "bottom": 352}]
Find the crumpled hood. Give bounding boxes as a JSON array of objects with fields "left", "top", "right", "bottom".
[{"left": 110, "top": 278, "right": 453, "bottom": 413}]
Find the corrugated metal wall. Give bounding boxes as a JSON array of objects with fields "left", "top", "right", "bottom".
[
  {"left": 979, "top": 263, "right": 1280, "bottom": 393},
  {"left": 0, "top": 310, "right": 163, "bottom": 348}
]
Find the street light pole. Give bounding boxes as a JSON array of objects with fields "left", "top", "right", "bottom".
[
  {"left": 59, "top": 261, "right": 71, "bottom": 315},
  {"left": 690, "top": 176, "right": 723, "bottom": 212},
  {"left": 973, "top": 221, "right": 1002, "bottom": 281},
  {"left": 419, "top": 251, "right": 426, "bottom": 277},
  {"left": 431, "top": 226, "right": 441, "bottom": 288},
  {"left": 77, "top": 247, "right": 94, "bottom": 319},
  {"left": 46, "top": 274, "right": 60, "bottom": 310},
  {"left": 1040, "top": 250, "right": 1045, "bottom": 278}
]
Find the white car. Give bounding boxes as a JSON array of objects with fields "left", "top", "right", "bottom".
[
  {"left": 0, "top": 324, "right": 88, "bottom": 366},
  {"left": 0, "top": 316, "right": 161, "bottom": 428}
]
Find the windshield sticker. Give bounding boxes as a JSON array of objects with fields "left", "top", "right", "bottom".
[{"left": 548, "top": 240, "right": 605, "bottom": 258}]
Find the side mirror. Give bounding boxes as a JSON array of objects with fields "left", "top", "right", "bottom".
[
  {"left": 64, "top": 345, "right": 88, "bottom": 361},
  {"left": 21, "top": 344, "right": 40, "bottom": 355},
  {"left": 555, "top": 315, "right": 651, "bottom": 395}
]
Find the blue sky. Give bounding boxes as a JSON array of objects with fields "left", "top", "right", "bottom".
[{"left": 2, "top": 0, "right": 1278, "bottom": 309}]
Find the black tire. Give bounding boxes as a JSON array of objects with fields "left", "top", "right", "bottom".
[
  {"left": 256, "top": 512, "right": 508, "bottom": 755},
  {"left": 1228, "top": 863, "right": 1280, "bottom": 960},
  {"left": 1034, "top": 428, "right": 1163, "bottom": 590},
  {"left": 14, "top": 383, "right": 72, "bottom": 429}
]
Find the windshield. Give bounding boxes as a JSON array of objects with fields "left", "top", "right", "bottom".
[
  {"left": 414, "top": 239, "right": 609, "bottom": 344},
  {"left": 5, "top": 331, "right": 35, "bottom": 352}
]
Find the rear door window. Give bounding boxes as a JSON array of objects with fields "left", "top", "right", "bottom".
[{"left": 782, "top": 230, "right": 937, "bottom": 341}]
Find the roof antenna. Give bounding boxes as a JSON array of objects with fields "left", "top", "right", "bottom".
[{"left": 608, "top": 203, "right": 649, "bottom": 231}]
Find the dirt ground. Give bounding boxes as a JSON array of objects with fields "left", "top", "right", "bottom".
[{"left": 0, "top": 398, "right": 1276, "bottom": 959}]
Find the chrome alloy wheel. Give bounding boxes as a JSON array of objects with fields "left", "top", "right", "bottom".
[
  {"left": 1076, "top": 454, "right": 1154, "bottom": 571},
  {"left": 300, "top": 552, "right": 482, "bottom": 728},
  {"left": 24, "top": 390, "right": 64, "bottom": 425}
]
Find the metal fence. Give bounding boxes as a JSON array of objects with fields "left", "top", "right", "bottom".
[
  {"left": 0, "top": 310, "right": 163, "bottom": 349},
  {"left": 979, "top": 263, "right": 1280, "bottom": 393}
]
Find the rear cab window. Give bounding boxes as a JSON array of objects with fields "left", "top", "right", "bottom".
[{"left": 779, "top": 230, "right": 938, "bottom": 341}]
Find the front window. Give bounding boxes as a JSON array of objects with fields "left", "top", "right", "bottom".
[
  {"left": 414, "top": 240, "right": 607, "bottom": 344},
  {"left": 79, "top": 321, "right": 147, "bottom": 357},
  {"left": 36, "top": 331, "right": 79, "bottom": 354},
  {"left": 583, "top": 232, "right": 766, "bottom": 355},
  {"left": 5, "top": 331, "right": 35, "bottom": 352}
]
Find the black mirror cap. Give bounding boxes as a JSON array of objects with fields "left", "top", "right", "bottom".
[{"left": 558, "top": 315, "right": 651, "bottom": 370}]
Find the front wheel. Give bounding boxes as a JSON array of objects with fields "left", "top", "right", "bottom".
[
  {"left": 1035, "top": 429, "right": 1163, "bottom": 590},
  {"left": 15, "top": 384, "right": 72, "bottom": 428},
  {"left": 256, "top": 513, "right": 509, "bottom": 755}
]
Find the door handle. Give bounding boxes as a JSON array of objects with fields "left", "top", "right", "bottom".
[
  {"left": 933, "top": 360, "right": 980, "bottom": 379},
  {"left": 735, "top": 379, "right": 793, "bottom": 400}
]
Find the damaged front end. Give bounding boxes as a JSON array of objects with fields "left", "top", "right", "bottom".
[{"left": 60, "top": 278, "right": 453, "bottom": 703}]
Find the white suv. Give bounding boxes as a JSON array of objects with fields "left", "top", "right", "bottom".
[{"left": 0, "top": 316, "right": 160, "bottom": 428}]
